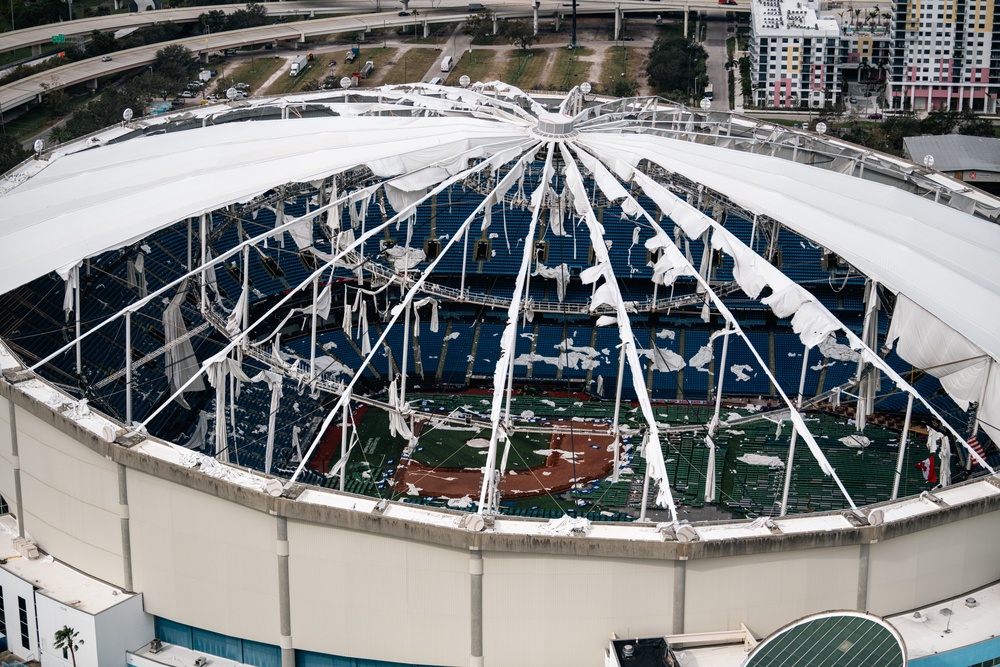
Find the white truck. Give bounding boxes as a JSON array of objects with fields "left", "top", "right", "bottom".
[{"left": 290, "top": 54, "right": 308, "bottom": 77}]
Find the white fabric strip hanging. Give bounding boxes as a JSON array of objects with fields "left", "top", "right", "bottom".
[
  {"left": 562, "top": 143, "right": 680, "bottom": 521},
  {"left": 532, "top": 263, "right": 570, "bottom": 302},
  {"left": 290, "top": 138, "right": 544, "bottom": 485},
  {"left": 412, "top": 297, "right": 439, "bottom": 336},
  {"left": 163, "top": 280, "right": 206, "bottom": 409}
]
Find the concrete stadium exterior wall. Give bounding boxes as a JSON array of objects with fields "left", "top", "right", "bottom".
[{"left": 2, "top": 375, "right": 1000, "bottom": 667}]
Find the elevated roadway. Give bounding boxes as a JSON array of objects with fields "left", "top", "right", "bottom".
[
  {"left": 0, "top": 1, "right": 378, "bottom": 54},
  {"left": 0, "top": 0, "right": 743, "bottom": 114}
]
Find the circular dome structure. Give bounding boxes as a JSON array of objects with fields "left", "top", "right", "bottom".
[{"left": 0, "top": 83, "right": 999, "bottom": 666}]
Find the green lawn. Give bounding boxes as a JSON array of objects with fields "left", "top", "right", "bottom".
[
  {"left": 376, "top": 47, "right": 441, "bottom": 85},
  {"left": 502, "top": 48, "right": 545, "bottom": 88},
  {"left": 349, "top": 408, "right": 406, "bottom": 478},
  {"left": 548, "top": 46, "right": 594, "bottom": 91},
  {"left": 263, "top": 52, "right": 343, "bottom": 96},
  {"left": 213, "top": 57, "right": 283, "bottom": 96},
  {"left": 412, "top": 425, "right": 549, "bottom": 470},
  {"left": 601, "top": 46, "right": 643, "bottom": 95},
  {"left": 444, "top": 49, "right": 501, "bottom": 86}
]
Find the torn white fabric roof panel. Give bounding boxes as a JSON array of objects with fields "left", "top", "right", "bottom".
[
  {"left": 0, "top": 117, "right": 526, "bottom": 295},
  {"left": 580, "top": 133, "right": 1000, "bottom": 363}
]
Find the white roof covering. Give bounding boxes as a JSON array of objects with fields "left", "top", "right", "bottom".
[
  {"left": 2, "top": 97, "right": 996, "bottom": 362},
  {"left": 0, "top": 114, "right": 527, "bottom": 292},
  {"left": 582, "top": 133, "right": 1000, "bottom": 362}
]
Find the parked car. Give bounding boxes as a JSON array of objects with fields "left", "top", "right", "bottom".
[
  {"left": 180, "top": 90, "right": 194, "bottom": 98},
  {"left": 849, "top": 96, "right": 858, "bottom": 104},
  {"left": 868, "top": 112, "right": 883, "bottom": 120}
]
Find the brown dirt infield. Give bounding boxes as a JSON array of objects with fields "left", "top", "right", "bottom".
[{"left": 393, "top": 424, "right": 615, "bottom": 500}]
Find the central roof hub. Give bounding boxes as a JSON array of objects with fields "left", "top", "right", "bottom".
[{"left": 534, "top": 112, "right": 577, "bottom": 138}]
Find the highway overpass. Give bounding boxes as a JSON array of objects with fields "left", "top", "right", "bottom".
[
  {"left": 0, "top": 0, "right": 742, "bottom": 114},
  {"left": 0, "top": 1, "right": 380, "bottom": 54}
]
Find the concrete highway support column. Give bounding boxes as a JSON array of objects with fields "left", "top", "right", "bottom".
[
  {"left": 555, "top": 12, "right": 561, "bottom": 31},
  {"left": 31, "top": 44, "right": 41, "bottom": 56},
  {"left": 6, "top": 399, "right": 24, "bottom": 539},
  {"left": 201, "top": 51, "right": 210, "bottom": 64},
  {"left": 470, "top": 547, "right": 484, "bottom": 667},
  {"left": 684, "top": 5, "right": 689, "bottom": 37},
  {"left": 423, "top": 21, "right": 430, "bottom": 38},
  {"left": 533, "top": 0, "right": 539, "bottom": 35},
  {"left": 614, "top": 7, "right": 621, "bottom": 41},
  {"left": 117, "top": 463, "right": 134, "bottom": 592},
  {"left": 493, "top": 17, "right": 499, "bottom": 34},
  {"left": 277, "top": 517, "right": 294, "bottom": 667},
  {"left": 672, "top": 559, "right": 686, "bottom": 634},
  {"left": 88, "top": 78, "right": 98, "bottom": 91}
]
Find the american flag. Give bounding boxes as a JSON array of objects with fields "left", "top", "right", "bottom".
[{"left": 969, "top": 433, "right": 987, "bottom": 463}]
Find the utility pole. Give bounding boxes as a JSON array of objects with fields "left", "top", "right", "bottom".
[{"left": 571, "top": 0, "right": 577, "bottom": 47}]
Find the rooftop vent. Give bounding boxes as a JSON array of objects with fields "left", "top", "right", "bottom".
[{"left": 535, "top": 112, "right": 577, "bottom": 138}]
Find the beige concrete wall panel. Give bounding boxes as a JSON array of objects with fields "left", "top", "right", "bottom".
[
  {"left": 482, "top": 552, "right": 675, "bottom": 667},
  {"left": 868, "top": 511, "right": 1000, "bottom": 615},
  {"left": 127, "top": 468, "right": 280, "bottom": 641},
  {"left": 16, "top": 406, "right": 119, "bottom": 512},
  {"left": 685, "top": 546, "right": 860, "bottom": 636},
  {"left": 0, "top": 396, "right": 19, "bottom": 508},
  {"left": 14, "top": 405, "right": 123, "bottom": 585},
  {"left": 286, "top": 519, "right": 469, "bottom": 666}
]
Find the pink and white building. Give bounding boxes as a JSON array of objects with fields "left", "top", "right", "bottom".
[
  {"left": 749, "top": 0, "right": 843, "bottom": 108},
  {"left": 888, "top": 0, "right": 998, "bottom": 112}
]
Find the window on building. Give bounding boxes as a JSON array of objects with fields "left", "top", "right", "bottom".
[
  {"left": 0, "top": 585, "right": 6, "bottom": 635},
  {"left": 17, "top": 596, "right": 28, "bottom": 649}
]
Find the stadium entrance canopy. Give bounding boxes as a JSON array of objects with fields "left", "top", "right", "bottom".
[{"left": 1, "top": 83, "right": 998, "bottom": 518}]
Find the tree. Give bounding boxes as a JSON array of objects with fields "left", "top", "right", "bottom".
[
  {"left": 199, "top": 9, "right": 228, "bottom": 33},
  {"left": 153, "top": 44, "right": 195, "bottom": 84},
  {"left": 86, "top": 30, "right": 118, "bottom": 57},
  {"left": 464, "top": 7, "right": 494, "bottom": 44},
  {"left": 227, "top": 2, "right": 267, "bottom": 30},
  {"left": 646, "top": 34, "right": 708, "bottom": 101},
  {"left": 506, "top": 19, "right": 537, "bottom": 51},
  {"left": 54, "top": 626, "right": 84, "bottom": 667},
  {"left": 958, "top": 112, "right": 994, "bottom": 137},
  {"left": 0, "top": 135, "right": 31, "bottom": 175},
  {"left": 613, "top": 77, "right": 638, "bottom": 97}
]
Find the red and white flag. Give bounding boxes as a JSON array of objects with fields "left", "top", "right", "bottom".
[
  {"left": 917, "top": 457, "right": 937, "bottom": 483},
  {"left": 968, "top": 434, "right": 986, "bottom": 464}
]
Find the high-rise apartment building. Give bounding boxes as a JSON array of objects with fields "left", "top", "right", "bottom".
[
  {"left": 888, "top": 0, "right": 999, "bottom": 112},
  {"left": 749, "top": 0, "right": 843, "bottom": 107}
]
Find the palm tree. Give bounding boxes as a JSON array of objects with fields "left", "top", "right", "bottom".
[{"left": 54, "top": 626, "right": 84, "bottom": 667}]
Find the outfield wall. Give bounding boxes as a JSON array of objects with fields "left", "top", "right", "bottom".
[{"left": 2, "top": 370, "right": 1000, "bottom": 667}]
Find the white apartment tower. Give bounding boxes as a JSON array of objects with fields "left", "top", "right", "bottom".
[
  {"left": 888, "top": 0, "right": 999, "bottom": 111},
  {"left": 749, "top": 0, "right": 842, "bottom": 107}
]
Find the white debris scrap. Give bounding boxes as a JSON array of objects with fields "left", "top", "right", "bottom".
[
  {"left": 543, "top": 515, "right": 592, "bottom": 536},
  {"left": 737, "top": 454, "right": 786, "bottom": 468},
  {"left": 839, "top": 435, "right": 870, "bottom": 449}
]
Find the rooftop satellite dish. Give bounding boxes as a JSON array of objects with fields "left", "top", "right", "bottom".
[
  {"left": 340, "top": 77, "right": 352, "bottom": 89},
  {"left": 33, "top": 139, "right": 43, "bottom": 154},
  {"left": 226, "top": 87, "right": 238, "bottom": 100},
  {"left": 815, "top": 121, "right": 827, "bottom": 135},
  {"left": 459, "top": 75, "right": 471, "bottom": 88},
  {"left": 699, "top": 97, "right": 711, "bottom": 110},
  {"left": 580, "top": 82, "right": 591, "bottom": 94},
  {"left": 122, "top": 107, "right": 133, "bottom": 122},
  {"left": 923, "top": 154, "right": 935, "bottom": 169}
]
